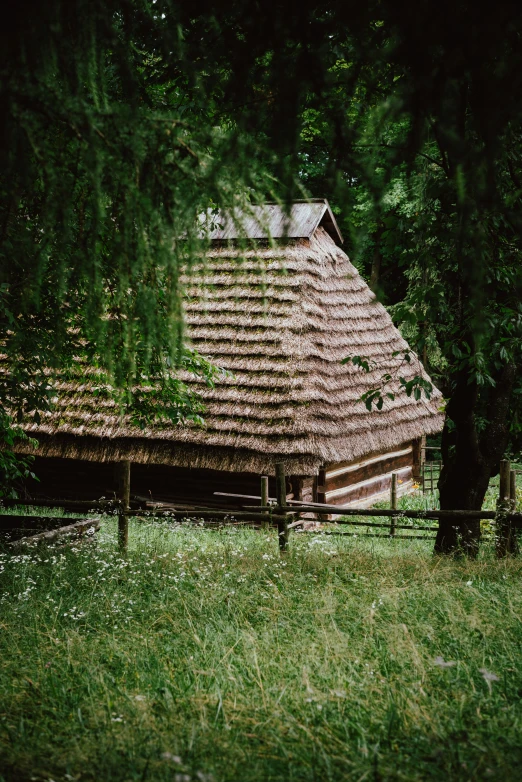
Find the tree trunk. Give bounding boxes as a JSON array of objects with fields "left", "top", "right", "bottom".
[
  {"left": 434, "top": 362, "right": 515, "bottom": 558},
  {"left": 435, "top": 441, "right": 490, "bottom": 557}
]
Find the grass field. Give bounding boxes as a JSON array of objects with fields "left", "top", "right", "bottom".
[{"left": 1, "top": 496, "right": 522, "bottom": 781}]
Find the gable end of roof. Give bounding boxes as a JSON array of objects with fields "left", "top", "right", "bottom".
[{"left": 204, "top": 199, "right": 344, "bottom": 245}]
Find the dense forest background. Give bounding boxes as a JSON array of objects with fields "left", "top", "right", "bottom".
[{"left": 2, "top": 0, "right": 522, "bottom": 553}]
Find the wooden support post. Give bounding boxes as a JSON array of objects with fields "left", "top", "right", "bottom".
[
  {"left": 317, "top": 464, "right": 327, "bottom": 521},
  {"left": 275, "top": 462, "right": 288, "bottom": 552},
  {"left": 390, "top": 472, "right": 398, "bottom": 537},
  {"left": 412, "top": 439, "right": 422, "bottom": 481},
  {"left": 510, "top": 470, "right": 517, "bottom": 509},
  {"left": 317, "top": 465, "right": 326, "bottom": 505},
  {"left": 510, "top": 469, "right": 519, "bottom": 555},
  {"left": 115, "top": 459, "right": 130, "bottom": 552},
  {"left": 420, "top": 438, "right": 426, "bottom": 494},
  {"left": 260, "top": 475, "right": 269, "bottom": 530},
  {"left": 291, "top": 475, "right": 304, "bottom": 502},
  {"left": 496, "top": 459, "right": 516, "bottom": 557}
]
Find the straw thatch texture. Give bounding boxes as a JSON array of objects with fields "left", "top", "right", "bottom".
[{"left": 16, "top": 226, "right": 443, "bottom": 475}]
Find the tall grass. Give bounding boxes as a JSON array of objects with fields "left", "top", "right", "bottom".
[{"left": 1, "top": 516, "right": 521, "bottom": 781}]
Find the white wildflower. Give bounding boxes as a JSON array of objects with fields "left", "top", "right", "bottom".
[
  {"left": 479, "top": 668, "right": 499, "bottom": 683},
  {"left": 162, "top": 752, "right": 182, "bottom": 764},
  {"left": 433, "top": 656, "right": 457, "bottom": 668}
]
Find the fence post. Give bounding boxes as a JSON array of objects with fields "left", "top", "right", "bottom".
[
  {"left": 510, "top": 469, "right": 519, "bottom": 555},
  {"left": 412, "top": 438, "right": 422, "bottom": 482},
  {"left": 496, "top": 459, "right": 515, "bottom": 557},
  {"left": 260, "top": 475, "right": 269, "bottom": 530},
  {"left": 510, "top": 470, "right": 517, "bottom": 509},
  {"left": 390, "top": 472, "right": 398, "bottom": 537},
  {"left": 115, "top": 459, "right": 130, "bottom": 552},
  {"left": 317, "top": 464, "right": 328, "bottom": 522},
  {"left": 275, "top": 462, "right": 288, "bottom": 553}
]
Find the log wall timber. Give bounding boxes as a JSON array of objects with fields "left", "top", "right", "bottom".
[
  {"left": 326, "top": 467, "right": 413, "bottom": 506},
  {"left": 322, "top": 443, "right": 415, "bottom": 507},
  {"left": 23, "top": 442, "right": 416, "bottom": 511},
  {"left": 325, "top": 446, "right": 413, "bottom": 493}
]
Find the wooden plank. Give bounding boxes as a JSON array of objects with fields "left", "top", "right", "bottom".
[
  {"left": 244, "top": 504, "right": 522, "bottom": 521},
  {"left": 325, "top": 446, "right": 412, "bottom": 478},
  {"left": 390, "top": 473, "right": 398, "bottom": 537},
  {"left": 316, "top": 465, "right": 327, "bottom": 520},
  {"left": 8, "top": 518, "right": 100, "bottom": 549},
  {"left": 215, "top": 491, "right": 275, "bottom": 502},
  {"left": 260, "top": 476, "right": 269, "bottom": 530},
  {"left": 326, "top": 467, "right": 412, "bottom": 505},
  {"left": 340, "top": 480, "right": 414, "bottom": 509},
  {"left": 325, "top": 451, "right": 412, "bottom": 493}
]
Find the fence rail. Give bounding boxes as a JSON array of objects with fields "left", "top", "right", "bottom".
[{"left": 1, "top": 460, "right": 519, "bottom": 557}]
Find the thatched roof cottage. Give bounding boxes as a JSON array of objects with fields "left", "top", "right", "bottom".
[{"left": 19, "top": 200, "right": 443, "bottom": 507}]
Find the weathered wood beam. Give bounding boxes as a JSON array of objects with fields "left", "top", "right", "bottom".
[
  {"left": 243, "top": 503, "right": 522, "bottom": 522},
  {"left": 260, "top": 475, "right": 269, "bottom": 530},
  {"left": 390, "top": 472, "right": 398, "bottom": 537},
  {"left": 8, "top": 518, "right": 100, "bottom": 549}
]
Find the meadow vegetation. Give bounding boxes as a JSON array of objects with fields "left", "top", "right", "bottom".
[{"left": 1, "top": 494, "right": 522, "bottom": 781}]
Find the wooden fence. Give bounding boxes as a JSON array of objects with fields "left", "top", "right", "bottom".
[
  {"left": 421, "top": 445, "right": 441, "bottom": 493},
  {"left": 0, "top": 461, "right": 519, "bottom": 558}
]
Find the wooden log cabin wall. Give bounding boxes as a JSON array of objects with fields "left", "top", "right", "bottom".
[
  {"left": 23, "top": 438, "right": 423, "bottom": 512},
  {"left": 312, "top": 439, "right": 423, "bottom": 509}
]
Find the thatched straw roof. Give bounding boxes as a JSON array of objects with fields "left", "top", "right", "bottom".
[{"left": 17, "top": 202, "right": 444, "bottom": 475}]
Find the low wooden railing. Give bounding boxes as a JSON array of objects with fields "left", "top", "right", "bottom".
[{"left": 1, "top": 460, "right": 518, "bottom": 558}]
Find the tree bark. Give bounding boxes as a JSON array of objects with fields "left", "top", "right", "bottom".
[{"left": 435, "top": 362, "right": 515, "bottom": 557}]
